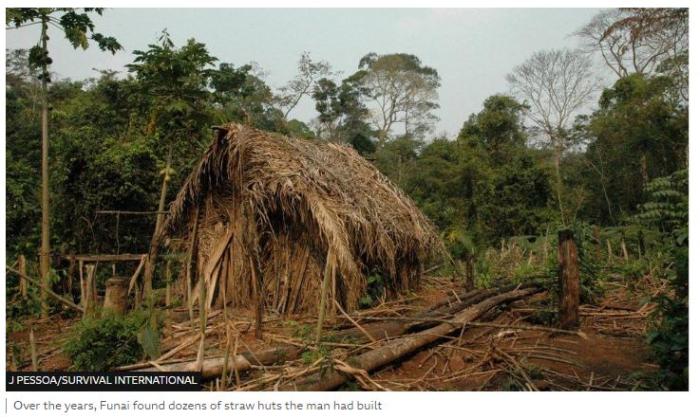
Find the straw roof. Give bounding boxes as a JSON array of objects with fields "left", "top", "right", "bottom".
[{"left": 164, "top": 123, "right": 442, "bottom": 307}]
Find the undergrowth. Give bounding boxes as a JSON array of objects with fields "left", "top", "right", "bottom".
[{"left": 64, "top": 309, "right": 162, "bottom": 371}]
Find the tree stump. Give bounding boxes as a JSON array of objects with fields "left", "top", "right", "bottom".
[
  {"left": 558, "top": 230, "right": 580, "bottom": 329},
  {"left": 103, "top": 277, "right": 129, "bottom": 315}
]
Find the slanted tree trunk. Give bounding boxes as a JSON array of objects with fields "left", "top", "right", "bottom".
[
  {"left": 143, "top": 150, "right": 173, "bottom": 299},
  {"left": 558, "top": 230, "right": 580, "bottom": 329}
]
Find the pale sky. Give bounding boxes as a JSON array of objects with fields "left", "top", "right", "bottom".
[{"left": 5, "top": 8, "right": 604, "bottom": 137}]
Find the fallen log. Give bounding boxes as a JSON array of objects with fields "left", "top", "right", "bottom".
[
  {"left": 138, "top": 346, "right": 303, "bottom": 380},
  {"left": 281, "top": 286, "right": 539, "bottom": 391},
  {"left": 133, "top": 285, "right": 540, "bottom": 382}
]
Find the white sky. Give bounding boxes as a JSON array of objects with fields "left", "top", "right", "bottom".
[{"left": 5, "top": 8, "right": 604, "bottom": 137}]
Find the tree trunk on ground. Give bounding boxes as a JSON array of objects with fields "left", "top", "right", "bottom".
[
  {"left": 133, "top": 287, "right": 519, "bottom": 379},
  {"left": 558, "top": 230, "right": 580, "bottom": 330},
  {"left": 140, "top": 346, "right": 304, "bottom": 379},
  {"left": 283, "top": 287, "right": 539, "bottom": 391}
]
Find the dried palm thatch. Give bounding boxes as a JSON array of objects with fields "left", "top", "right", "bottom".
[{"left": 163, "top": 123, "right": 443, "bottom": 315}]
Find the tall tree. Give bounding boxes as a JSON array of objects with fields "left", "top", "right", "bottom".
[
  {"left": 576, "top": 8, "right": 688, "bottom": 98},
  {"left": 6, "top": 8, "right": 121, "bottom": 315},
  {"left": 276, "top": 51, "right": 333, "bottom": 119},
  {"left": 581, "top": 73, "right": 687, "bottom": 223},
  {"left": 210, "top": 62, "right": 286, "bottom": 132},
  {"left": 458, "top": 95, "right": 529, "bottom": 165},
  {"left": 507, "top": 48, "right": 598, "bottom": 224},
  {"left": 312, "top": 74, "right": 374, "bottom": 154},
  {"left": 127, "top": 30, "right": 217, "bottom": 297},
  {"left": 354, "top": 53, "right": 440, "bottom": 144}
]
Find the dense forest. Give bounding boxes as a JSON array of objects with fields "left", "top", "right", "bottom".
[{"left": 5, "top": 8, "right": 688, "bottom": 391}]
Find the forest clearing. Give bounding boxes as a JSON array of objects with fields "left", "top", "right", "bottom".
[{"left": 5, "top": 7, "right": 688, "bottom": 392}]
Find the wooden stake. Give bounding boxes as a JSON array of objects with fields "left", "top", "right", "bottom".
[
  {"left": 185, "top": 206, "right": 200, "bottom": 323},
  {"left": 606, "top": 239, "right": 613, "bottom": 262},
  {"left": 621, "top": 238, "right": 629, "bottom": 261},
  {"left": 558, "top": 230, "right": 580, "bottom": 329},
  {"left": 165, "top": 259, "right": 172, "bottom": 307},
  {"left": 66, "top": 254, "right": 76, "bottom": 297},
  {"left": 593, "top": 225, "right": 601, "bottom": 262},
  {"left": 249, "top": 255, "right": 264, "bottom": 339},
  {"left": 84, "top": 264, "right": 96, "bottom": 317},
  {"left": 18, "top": 255, "right": 27, "bottom": 298},
  {"left": 637, "top": 230, "right": 646, "bottom": 257},
  {"left": 464, "top": 253, "right": 475, "bottom": 291},
  {"left": 79, "top": 260, "right": 84, "bottom": 307},
  {"left": 30, "top": 328, "right": 38, "bottom": 371},
  {"left": 315, "top": 248, "right": 334, "bottom": 345}
]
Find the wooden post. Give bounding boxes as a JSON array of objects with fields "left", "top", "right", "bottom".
[
  {"left": 637, "top": 230, "right": 646, "bottom": 257},
  {"left": 558, "top": 230, "right": 580, "bottom": 330},
  {"left": 606, "top": 239, "right": 613, "bottom": 262},
  {"left": 83, "top": 264, "right": 96, "bottom": 317},
  {"left": 463, "top": 253, "right": 475, "bottom": 291},
  {"left": 315, "top": 249, "right": 334, "bottom": 344},
  {"left": 185, "top": 206, "right": 200, "bottom": 323},
  {"left": 66, "top": 254, "right": 76, "bottom": 297},
  {"left": 165, "top": 259, "right": 172, "bottom": 307},
  {"left": 329, "top": 261, "right": 337, "bottom": 323},
  {"left": 18, "top": 255, "right": 27, "bottom": 298},
  {"left": 30, "top": 328, "right": 38, "bottom": 371},
  {"left": 542, "top": 227, "right": 550, "bottom": 268},
  {"left": 620, "top": 238, "right": 629, "bottom": 261},
  {"left": 593, "top": 225, "right": 601, "bottom": 262},
  {"left": 79, "top": 260, "right": 85, "bottom": 307}
]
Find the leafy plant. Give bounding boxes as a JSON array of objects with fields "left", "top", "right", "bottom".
[
  {"left": 359, "top": 271, "right": 386, "bottom": 308},
  {"left": 636, "top": 169, "right": 688, "bottom": 390},
  {"left": 64, "top": 309, "right": 161, "bottom": 371}
]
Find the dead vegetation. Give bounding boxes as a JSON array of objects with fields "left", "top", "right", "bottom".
[{"left": 163, "top": 123, "right": 443, "bottom": 318}]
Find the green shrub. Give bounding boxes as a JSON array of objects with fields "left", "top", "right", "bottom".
[
  {"left": 64, "top": 310, "right": 160, "bottom": 371},
  {"left": 359, "top": 271, "right": 386, "bottom": 308}
]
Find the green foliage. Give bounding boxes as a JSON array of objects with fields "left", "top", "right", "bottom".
[
  {"left": 301, "top": 345, "right": 331, "bottom": 365},
  {"left": 635, "top": 168, "right": 688, "bottom": 390},
  {"left": 359, "top": 272, "right": 386, "bottom": 308},
  {"left": 577, "top": 74, "right": 687, "bottom": 224},
  {"left": 634, "top": 168, "right": 688, "bottom": 237},
  {"left": 7, "top": 8, "right": 121, "bottom": 82},
  {"left": 64, "top": 310, "right": 161, "bottom": 371}
]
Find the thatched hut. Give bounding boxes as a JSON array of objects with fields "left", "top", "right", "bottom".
[{"left": 163, "top": 123, "right": 441, "bottom": 316}]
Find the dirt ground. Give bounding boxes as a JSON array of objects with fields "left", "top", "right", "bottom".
[{"left": 6, "top": 276, "right": 659, "bottom": 391}]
